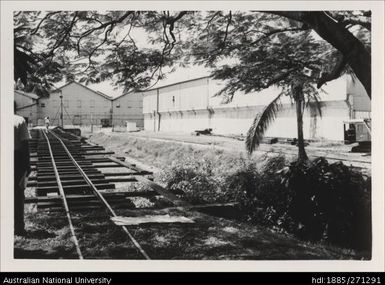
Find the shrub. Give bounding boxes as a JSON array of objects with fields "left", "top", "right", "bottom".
[
  {"left": 282, "top": 158, "right": 371, "bottom": 250},
  {"left": 161, "top": 157, "right": 220, "bottom": 204},
  {"left": 161, "top": 151, "right": 371, "bottom": 251},
  {"left": 225, "top": 155, "right": 294, "bottom": 231}
]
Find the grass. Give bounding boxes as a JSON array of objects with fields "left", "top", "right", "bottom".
[{"left": 87, "top": 132, "right": 278, "bottom": 173}]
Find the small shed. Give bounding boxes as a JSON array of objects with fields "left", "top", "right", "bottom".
[{"left": 14, "top": 90, "right": 40, "bottom": 126}]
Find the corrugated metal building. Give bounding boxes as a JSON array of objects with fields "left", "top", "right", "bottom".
[
  {"left": 111, "top": 91, "right": 144, "bottom": 128},
  {"left": 38, "top": 81, "right": 113, "bottom": 126},
  {"left": 143, "top": 75, "right": 370, "bottom": 141},
  {"left": 32, "top": 81, "right": 144, "bottom": 128}
]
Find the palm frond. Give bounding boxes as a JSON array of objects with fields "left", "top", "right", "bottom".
[{"left": 246, "top": 92, "right": 284, "bottom": 154}]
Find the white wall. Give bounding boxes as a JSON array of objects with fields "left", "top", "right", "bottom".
[
  {"left": 347, "top": 76, "right": 371, "bottom": 114},
  {"left": 143, "top": 75, "right": 357, "bottom": 141},
  {"left": 143, "top": 90, "right": 158, "bottom": 114},
  {"left": 158, "top": 78, "right": 209, "bottom": 112}
]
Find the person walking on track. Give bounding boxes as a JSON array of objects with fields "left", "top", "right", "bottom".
[{"left": 44, "top": 116, "right": 50, "bottom": 130}]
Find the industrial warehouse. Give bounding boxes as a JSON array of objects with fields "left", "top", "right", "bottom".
[
  {"left": 15, "top": 74, "right": 370, "bottom": 142},
  {"left": 5, "top": 8, "right": 380, "bottom": 268},
  {"left": 15, "top": 81, "right": 144, "bottom": 129}
]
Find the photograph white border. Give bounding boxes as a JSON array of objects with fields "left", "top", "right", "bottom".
[{"left": 1, "top": 0, "right": 384, "bottom": 272}]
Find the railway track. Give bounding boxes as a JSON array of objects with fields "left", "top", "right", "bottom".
[{"left": 26, "top": 127, "right": 194, "bottom": 260}]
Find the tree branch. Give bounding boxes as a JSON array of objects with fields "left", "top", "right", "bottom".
[
  {"left": 251, "top": 27, "right": 308, "bottom": 46},
  {"left": 341, "top": 19, "right": 371, "bottom": 31},
  {"left": 204, "top": 11, "right": 221, "bottom": 32},
  {"left": 266, "top": 11, "right": 371, "bottom": 98},
  {"left": 259, "top": 67, "right": 297, "bottom": 89},
  {"left": 31, "top": 11, "right": 61, "bottom": 35},
  {"left": 222, "top": 11, "right": 232, "bottom": 48},
  {"left": 46, "top": 12, "right": 78, "bottom": 58},
  {"left": 77, "top": 11, "right": 133, "bottom": 54},
  {"left": 317, "top": 54, "right": 347, "bottom": 88}
]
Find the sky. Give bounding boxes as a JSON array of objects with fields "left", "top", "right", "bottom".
[
  {"left": 43, "top": 11, "right": 365, "bottom": 99},
  {"left": 51, "top": 13, "right": 212, "bottom": 98},
  {"left": 85, "top": 64, "right": 212, "bottom": 98}
]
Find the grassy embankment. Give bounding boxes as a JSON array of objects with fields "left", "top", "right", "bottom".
[{"left": 88, "top": 132, "right": 371, "bottom": 258}]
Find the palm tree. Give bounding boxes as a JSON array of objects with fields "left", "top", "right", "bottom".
[{"left": 246, "top": 77, "right": 322, "bottom": 162}]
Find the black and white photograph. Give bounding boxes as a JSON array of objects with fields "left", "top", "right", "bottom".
[{"left": 1, "top": 0, "right": 384, "bottom": 273}]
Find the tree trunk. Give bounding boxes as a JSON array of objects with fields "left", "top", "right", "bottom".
[
  {"left": 303, "top": 12, "right": 371, "bottom": 99},
  {"left": 270, "top": 11, "right": 371, "bottom": 99},
  {"left": 292, "top": 81, "right": 309, "bottom": 161}
]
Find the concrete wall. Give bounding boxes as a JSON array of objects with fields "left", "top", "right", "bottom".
[
  {"left": 111, "top": 92, "right": 144, "bottom": 127},
  {"left": 346, "top": 76, "right": 371, "bottom": 119},
  {"left": 14, "top": 91, "right": 39, "bottom": 126},
  {"left": 143, "top": 76, "right": 360, "bottom": 141},
  {"left": 39, "top": 82, "right": 112, "bottom": 126}
]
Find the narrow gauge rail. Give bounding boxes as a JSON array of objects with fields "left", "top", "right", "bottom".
[{"left": 28, "top": 128, "right": 156, "bottom": 259}]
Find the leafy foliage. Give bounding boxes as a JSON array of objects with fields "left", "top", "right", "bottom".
[
  {"left": 162, "top": 154, "right": 371, "bottom": 250},
  {"left": 281, "top": 158, "right": 371, "bottom": 249},
  {"left": 246, "top": 92, "right": 283, "bottom": 153},
  {"left": 13, "top": 10, "right": 370, "bottom": 97}
]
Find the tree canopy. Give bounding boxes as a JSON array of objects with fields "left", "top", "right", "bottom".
[{"left": 14, "top": 10, "right": 371, "bottom": 98}]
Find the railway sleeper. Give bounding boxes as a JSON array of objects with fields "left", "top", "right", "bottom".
[
  {"left": 43, "top": 202, "right": 133, "bottom": 212},
  {"left": 37, "top": 198, "right": 133, "bottom": 209},
  {"left": 35, "top": 161, "right": 93, "bottom": 167},
  {"left": 37, "top": 183, "right": 115, "bottom": 195},
  {"left": 35, "top": 178, "right": 115, "bottom": 187},
  {"left": 36, "top": 174, "right": 106, "bottom": 182},
  {"left": 33, "top": 164, "right": 118, "bottom": 172},
  {"left": 34, "top": 158, "right": 110, "bottom": 164},
  {"left": 29, "top": 177, "right": 137, "bottom": 187},
  {"left": 25, "top": 191, "right": 159, "bottom": 204},
  {"left": 32, "top": 151, "right": 113, "bottom": 158},
  {"left": 28, "top": 172, "right": 139, "bottom": 181},
  {"left": 36, "top": 169, "right": 102, "bottom": 176}
]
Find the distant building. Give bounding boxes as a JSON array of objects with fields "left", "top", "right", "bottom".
[
  {"left": 14, "top": 90, "right": 40, "bottom": 126},
  {"left": 15, "top": 81, "right": 145, "bottom": 128},
  {"left": 111, "top": 92, "right": 144, "bottom": 128},
  {"left": 143, "top": 75, "right": 370, "bottom": 141},
  {"left": 38, "top": 81, "right": 113, "bottom": 126}
]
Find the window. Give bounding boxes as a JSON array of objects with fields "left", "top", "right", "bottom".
[
  {"left": 172, "top": 96, "right": 175, "bottom": 107},
  {"left": 40, "top": 103, "right": 45, "bottom": 107},
  {"left": 90, "top": 99, "right": 95, "bottom": 108},
  {"left": 116, "top": 103, "right": 120, "bottom": 108}
]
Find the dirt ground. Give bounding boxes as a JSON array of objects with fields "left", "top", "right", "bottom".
[
  {"left": 14, "top": 129, "right": 371, "bottom": 260},
  {"left": 15, "top": 202, "right": 364, "bottom": 260}
]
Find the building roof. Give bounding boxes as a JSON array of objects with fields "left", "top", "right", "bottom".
[
  {"left": 112, "top": 90, "right": 145, "bottom": 101},
  {"left": 14, "top": 90, "right": 39, "bottom": 100},
  {"left": 112, "top": 92, "right": 131, "bottom": 101},
  {"left": 146, "top": 76, "right": 210, "bottom": 91},
  {"left": 52, "top": 81, "right": 112, "bottom": 100},
  {"left": 116, "top": 76, "right": 211, "bottom": 100}
]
